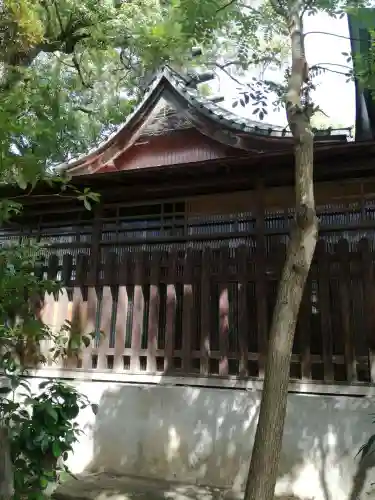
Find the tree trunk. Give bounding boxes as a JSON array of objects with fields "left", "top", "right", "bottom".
[
  {"left": 0, "top": 427, "right": 13, "bottom": 500},
  {"left": 244, "top": 4, "right": 318, "bottom": 500}
]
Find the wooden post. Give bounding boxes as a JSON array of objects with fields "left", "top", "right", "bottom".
[
  {"left": 299, "top": 272, "right": 312, "bottom": 380},
  {"left": 147, "top": 252, "right": 160, "bottom": 373},
  {"left": 338, "top": 239, "right": 356, "bottom": 382},
  {"left": 219, "top": 248, "right": 230, "bottom": 376},
  {"left": 182, "top": 249, "right": 193, "bottom": 373},
  {"left": 359, "top": 238, "right": 375, "bottom": 382},
  {"left": 70, "top": 253, "right": 89, "bottom": 369},
  {"left": 200, "top": 248, "right": 211, "bottom": 375},
  {"left": 97, "top": 252, "right": 117, "bottom": 370},
  {"left": 238, "top": 245, "right": 249, "bottom": 376},
  {"left": 255, "top": 182, "right": 267, "bottom": 378},
  {"left": 80, "top": 250, "right": 98, "bottom": 370},
  {"left": 130, "top": 254, "right": 144, "bottom": 372},
  {"left": 113, "top": 253, "right": 130, "bottom": 372},
  {"left": 88, "top": 206, "right": 102, "bottom": 286},
  {"left": 316, "top": 240, "right": 334, "bottom": 382},
  {"left": 165, "top": 251, "right": 177, "bottom": 373}
]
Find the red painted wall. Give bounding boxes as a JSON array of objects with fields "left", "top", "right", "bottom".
[{"left": 99, "top": 129, "right": 241, "bottom": 173}]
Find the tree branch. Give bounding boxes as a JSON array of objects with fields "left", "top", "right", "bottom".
[
  {"left": 72, "top": 53, "right": 91, "bottom": 88},
  {"left": 73, "top": 106, "right": 96, "bottom": 114},
  {"left": 216, "top": 0, "right": 236, "bottom": 13},
  {"left": 311, "top": 63, "right": 352, "bottom": 77},
  {"left": 304, "top": 30, "right": 367, "bottom": 42},
  {"left": 52, "top": 0, "right": 65, "bottom": 34},
  {"left": 216, "top": 0, "right": 263, "bottom": 15},
  {"left": 213, "top": 62, "right": 244, "bottom": 86},
  {"left": 40, "top": 0, "right": 54, "bottom": 39},
  {"left": 313, "top": 62, "right": 351, "bottom": 69}
]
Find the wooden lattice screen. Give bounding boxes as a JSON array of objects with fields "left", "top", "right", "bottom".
[{"left": 3, "top": 195, "right": 375, "bottom": 384}]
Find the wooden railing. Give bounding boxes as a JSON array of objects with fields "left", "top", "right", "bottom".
[{"left": 35, "top": 238, "right": 375, "bottom": 384}]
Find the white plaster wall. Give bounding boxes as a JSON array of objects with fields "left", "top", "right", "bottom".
[{"left": 24, "top": 377, "right": 375, "bottom": 500}]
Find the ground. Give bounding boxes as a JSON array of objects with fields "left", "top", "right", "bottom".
[
  {"left": 51, "top": 473, "right": 303, "bottom": 500},
  {"left": 52, "top": 473, "right": 241, "bottom": 500}
]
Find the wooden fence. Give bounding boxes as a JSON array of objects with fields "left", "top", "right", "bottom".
[{"left": 35, "top": 237, "right": 375, "bottom": 385}]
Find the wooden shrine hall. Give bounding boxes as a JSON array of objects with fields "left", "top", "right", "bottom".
[{"left": 3, "top": 66, "right": 375, "bottom": 387}]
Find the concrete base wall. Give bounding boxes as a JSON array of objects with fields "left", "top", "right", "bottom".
[{"left": 25, "top": 377, "right": 375, "bottom": 500}]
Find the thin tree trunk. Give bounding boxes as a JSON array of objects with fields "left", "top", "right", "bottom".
[
  {"left": 0, "top": 427, "right": 13, "bottom": 500},
  {"left": 244, "top": 3, "right": 318, "bottom": 500}
]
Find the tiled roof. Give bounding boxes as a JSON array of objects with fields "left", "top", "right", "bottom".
[{"left": 60, "top": 66, "right": 351, "bottom": 174}]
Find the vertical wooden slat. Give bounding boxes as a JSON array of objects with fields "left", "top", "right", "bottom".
[
  {"left": 359, "top": 238, "right": 375, "bottom": 382},
  {"left": 39, "top": 256, "right": 55, "bottom": 365},
  {"left": 130, "top": 254, "right": 144, "bottom": 372},
  {"left": 182, "top": 249, "right": 193, "bottom": 373},
  {"left": 338, "top": 239, "right": 356, "bottom": 382},
  {"left": 62, "top": 255, "right": 74, "bottom": 366},
  {"left": 299, "top": 272, "right": 312, "bottom": 380},
  {"left": 97, "top": 253, "right": 117, "bottom": 370},
  {"left": 218, "top": 285, "right": 229, "bottom": 375},
  {"left": 97, "top": 286, "right": 112, "bottom": 370},
  {"left": 316, "top": 240, "right": 333, "bottom": 382},
  {"left": 88, "top": 210, "right": 102, "bottom": 364},
  {"left": 88, "top": 206, "right": 102, "bottom": 286},
  {"left": 33, "top": 256, "right": 45, "bottom": 321},
  {"left": 113, "top": 254, "right": 130, "bottom": 372},
  {"left": 54, "top": 255, "right": 73, "bottom": 367},
  {"left": 147, "top": 252, "right": 160, "bottom": 372},
  {"left": 46, "top": 255, "right": 59, "bottom": 341},
  {"left": 53, "top": 288, "right": 71, "bottom": 332},
  {"left": 47, "top": 254, "right": 59, "bottom": 282},
  {"left": 255, "top": 183, "right": 267, "bottom": 378},
  {"left": 238, "top": 245, "right": 249, "bottom": 376},
  {"left": 62, "top": 254, "right": 74, "bottom": 309},
  {"left": 81, "top": 285, "right": 98, "bottom": 370},
  {"left": 200, "top": 248, "right": 211, "bottom": 375},
  {"left": 70, "top": 253, "right": 89, "bottom": 368},
  {"left": 113, "top": 286, "right": 127, "bottom": 372},
  {"left": 165, "top": 251, "right": 177, "bottom": 373},
  {"left": 218, "top": 248, "right": 229, "bottom": 376}
]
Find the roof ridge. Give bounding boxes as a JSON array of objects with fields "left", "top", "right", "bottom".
[
  {"left": 164, "top": 66, "right": 352, "bottom": 139},
  {"left": 59, "top": 65, "right": 351, "bottom": 173}
]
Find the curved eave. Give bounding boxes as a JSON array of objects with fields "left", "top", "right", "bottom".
[
  {"left": 60, "top": 66, "right": 349, "bottom": 174},
  {"left": 59, "top": 69, "right": 171, "bottom": 173}
]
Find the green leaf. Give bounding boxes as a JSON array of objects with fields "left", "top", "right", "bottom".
[
  {"left": 18, "top": 379, "right": 32, "bottom": 393},
  {"left": 11, "top": 413, "right": 27, "bottom": 423},
  {"left": 41, "top": 435, "right": 50, "bottom": 452},
  {"left": 45, "top": 405, "right": 59, "bottom": 423},
  {"left": 38, "top": 380, "right": 51, "bottom": 390},
  {"left": 52, "top": 440, "right": 62, "bottom": 458},
  {"left": 82, "top": 335, "right": 91, "bottom": 347},
  {"left": 69, "top": 336, "right": 81, "bottom": 350},
  {"left": 83, "top": 198, "right": 92, "bottom": 211},
  {"left": 16, "top": 175, "right": 27, "bottom": 190},
  {"left": 91, "top": 403, "right": 99, "bottom": 415}
]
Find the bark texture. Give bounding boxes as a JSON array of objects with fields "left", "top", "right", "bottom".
[
  {"left": 0, "top": 427, "right": 13, "bottom": 500},
  {"left": 244, "top": 3, "right": 318, "bottom": 500}
]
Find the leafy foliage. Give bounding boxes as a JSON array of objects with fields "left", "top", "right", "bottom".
[
  {"left": 223, "top": 0, "right": 370, "bottom": 124},
  {"left": 0, "top": 3, "right": 241, "bottom": 497},
  {"left": 3, "top": 380, "right": 97, "bottom": 500},
  {"left": 0, "top": 0, "right": 237, "bottom": 181},
  {"left": 0, "top": 240, "right": 97, "bottom": 499}
]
